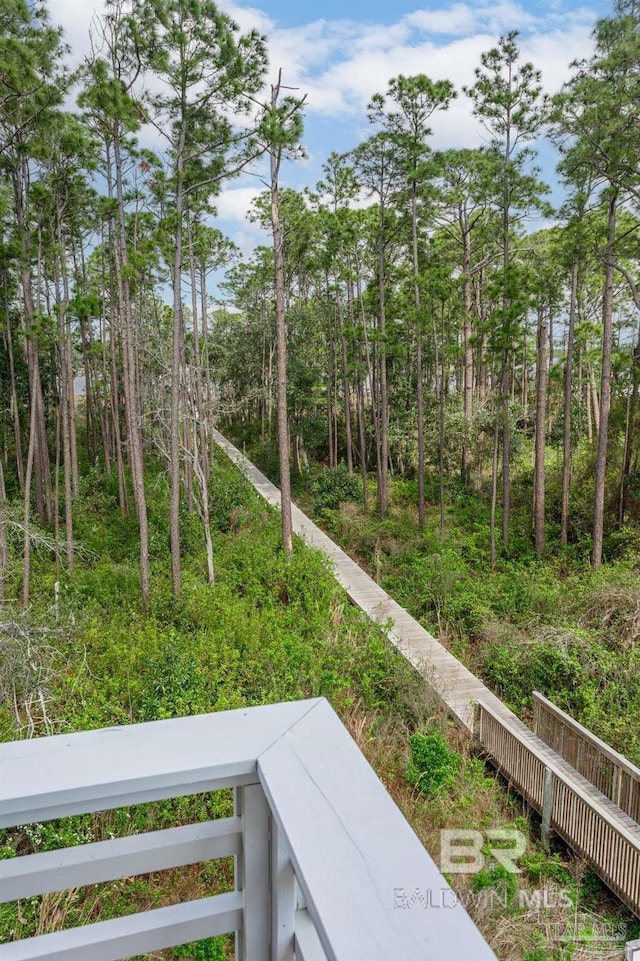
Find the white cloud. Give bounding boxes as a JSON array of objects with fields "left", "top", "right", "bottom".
[
  {"left": 215, "top": 185, "right": 266, "bottom": 223},
  {"left": 262, "top": 7, "right": 596, "bottom": 129},
  {"left": 218, "top": 0, "right": 275, "bottom": 37},
  {"left": 49, "top": 0, "right": 598, "bottom": 135},
  {"left": 406, "top": 2, "right": 537, "bottom": 36},
  {"left": 406, "top": 4, "right": 477, "bottom": 35},
  {"left": 228, "top": 227, "right": 268, "bottom": 258},
  {"left": 45, "top": 0, "right": 601, "bottom": 257}
]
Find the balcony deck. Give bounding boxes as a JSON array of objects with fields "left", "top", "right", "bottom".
[{"left": 0, "top": 698, "right": 497, "bottom": 960}]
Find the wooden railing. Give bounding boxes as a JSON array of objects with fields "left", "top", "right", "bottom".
[
  {"left": 533, "top": 692, "right": 640, "bottom": 824},
  {"left": 476, "top": 700, "right": 640, "bottom": 919}
]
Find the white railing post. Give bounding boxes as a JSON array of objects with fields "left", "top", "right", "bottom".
[
  {"left": 235, "top": 784, "right": 271, "bottom": 961},
  {"left": 271, "top": 820, "right": 295, "bottom": 961},
  {"left": 626, "top": 939, "right": 640, "bottom": 960}
]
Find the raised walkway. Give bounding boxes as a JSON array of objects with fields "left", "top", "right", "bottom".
[
  {"left": 213, "top": 429, "right": 501, "bottom": 732},
  {"left": 213, "top": 429, "right": 640, "bottom": 920}
]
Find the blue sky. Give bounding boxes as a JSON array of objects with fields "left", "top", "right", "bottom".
[
  {"left": 51, "top": 0, "right": 614, "bottom": 258},
  {"left": 238, "top": 0, "right": 610, "bottom": 30}
]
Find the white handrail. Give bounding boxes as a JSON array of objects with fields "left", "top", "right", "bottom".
[{"left": 0, "top": 699, "right": 497, "bottom": 961}]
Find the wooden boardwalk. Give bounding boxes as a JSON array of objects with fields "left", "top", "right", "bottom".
[{"left": 213, "top": 430, "right": 640, "bottom": 919}]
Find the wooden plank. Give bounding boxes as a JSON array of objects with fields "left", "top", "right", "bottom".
[
  {"left": 0, "top": 892, "right": 243, "bottom": 961},
  {"left": 237, "top": 785, "right": 270, "bottom": 961},
  {"left": 0, "top": 699, "right": 320, "bottom": 828},
  {"left": 294, "top": 910, "right": 328, "bottom": 961},
  {"left": 533, "top": 692, "right": 640, "bottom": 825},
  {"left": 534, "top": 692, "right": 640, "bottom": 778},
  {"left": 0, "top": 818, "right": 241, "bottom": 902}
]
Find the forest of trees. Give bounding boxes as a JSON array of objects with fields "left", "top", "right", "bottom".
[{"left": 1, "top": 0, "right": 640, "bottom": 610}]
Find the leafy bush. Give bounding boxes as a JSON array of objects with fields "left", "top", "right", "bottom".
[
  {"left": 481, "top": 634, "right": 593, "bottom": 714},
  {"left": 520, "top": 850, "right": 572, "bottom": 886},
  {"left": 406, "top": 732, "right": 460, "bottom": 796},
  {"left": 310, "top": 464, "right": 361, "bottom": 513},
  {"left": 209, "top": 460, "right": 253, "bottom": 533},
  {"left": 471, "top": 863, "right": 519, "bottom": 905}
]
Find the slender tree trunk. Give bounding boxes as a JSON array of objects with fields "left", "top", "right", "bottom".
[
  {"left": 590, "top": 365, "right": 600, "bottom": 437},
  {"left": 169, "top": 116, "right": 187, "bottom": 596},
  {"left": 478, "top": 328, "right": 488, "bottom": 410},
  {"left": 54, "top": 404, "right": 61, "bottom": 579},
  {"left": 22, "top": 370, "right": 40, "bottom": 609},
  {"left": 561, "top": 251, "right": 579, "bottom": 545},
  {"left": 619, "top": 328, "right": 640, "bottom": 525},
  {"left": 356, "top": 363, "right": 368, "bottom": 512},
  {"left": 586, "top": 353, "right": 593, "bottom": 445},
  {"left": 462, "top": 225, "right": 473, "bottom": 487},
  {"left": 54, "top": 253, "right": 74, "bottom": 573},
  {"left": 357, "top": 263, "right": 379, "bottom": 509},
  {"left": 533, "top": 306, "right": 548, "bottom": 555},
  {"left": 113, "top": 131, "right": 149, "bottom": 604},
  {"left": 15, "top": 159, "right": 52, "bottom": 525},
  {"left": 270, "top": 75, "right": 293, "bottom": 556},
  {"left": 592, "top": 193, "right": 617, "bottom": 568},
  {"left": 199, "top": 264, "right": 213, "bottom": 440},
  {"left": 490, "top": 420, "right": 499, "bottom": 570},
  {"left": 411, "top": 184, "right": 425, "bottom": 527},
  {"left": 98, "top": 230, "right": 113, "bottom": 473},
  {"left": 326, "top": 296, "right": 336, "bottom": 468},
  {"left": 337, "top": 289, "right": 353, "bottom": 475},
  {"left": 437, "top": 308, "right": 446, "bottom": 537},
  {"left": 522, "top": 332, "right": 529, "bottom": 429},
  {"left": 501, "top": 118, "right": 512, "bottom": 550},
  {"left": 0, "top": 459, "right": 6, "bottom": 603},
  {"left": 4, "top": 276, "right": 24, "bottom": 492},
  {"left": 109, "top": 281, "right": 127, "bottom": 515},
  {"left": 188, "top": 217, "right": 214, "bottom": 582},
  {"left": 56, "top": 219, "right": 79, "bottom": 500},
  {"left": 377, "top": 210, "right": 389, "bottom": 518},
  {"left": 76, "top": 243, "right": 97, "bottom": 463},
  {"left": 500, "top": 351, "right": 510, "bottom": 549}
]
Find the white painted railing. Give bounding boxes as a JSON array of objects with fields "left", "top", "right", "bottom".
[{"left": 0, "top": 698, "right": 496, "bottom": 960}]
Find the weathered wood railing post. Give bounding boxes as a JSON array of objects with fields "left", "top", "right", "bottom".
[
  {"left": 613, "top": 765, "right": 623, "bottom": 808},
  {"left": 541, "top": 767, "right": 554, "bottom": 852}
]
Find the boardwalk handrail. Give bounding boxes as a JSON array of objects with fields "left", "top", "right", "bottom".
[
  {"left": 533, "top": 691, "right": 640, "bottom": 823},
  {"left": 476, "top": 699, "right": 640, "bottom": 918},
  {"left": 0, "top": 699, "right": 496, "bottom": 961}
]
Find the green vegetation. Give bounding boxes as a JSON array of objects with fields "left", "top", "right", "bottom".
[
  {"left": 0, "top": 453, "right": 423, "bottom": 954},
  {"left": 253, "top": 443, "right": 640, "bottom": 765},
  {"left": 1, "top": 1, "right": 640, "bottom": 957},
  {"left": 2, "top": 450, "right": 634, "bottom": 959},
  {"left": 406, "top": 731, "right": 460, "bottom": 796}
]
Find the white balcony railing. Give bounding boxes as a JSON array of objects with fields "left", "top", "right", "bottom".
[{"left": 0, "top": 698, "right": 497, "bottom": 960}]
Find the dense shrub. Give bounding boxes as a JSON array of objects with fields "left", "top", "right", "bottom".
[
  {"left": 309, "top": 464, "right": 361, "bottom": 513},
  {"left": 406, "top": 731, "right": 460, "bottom": 796}
]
